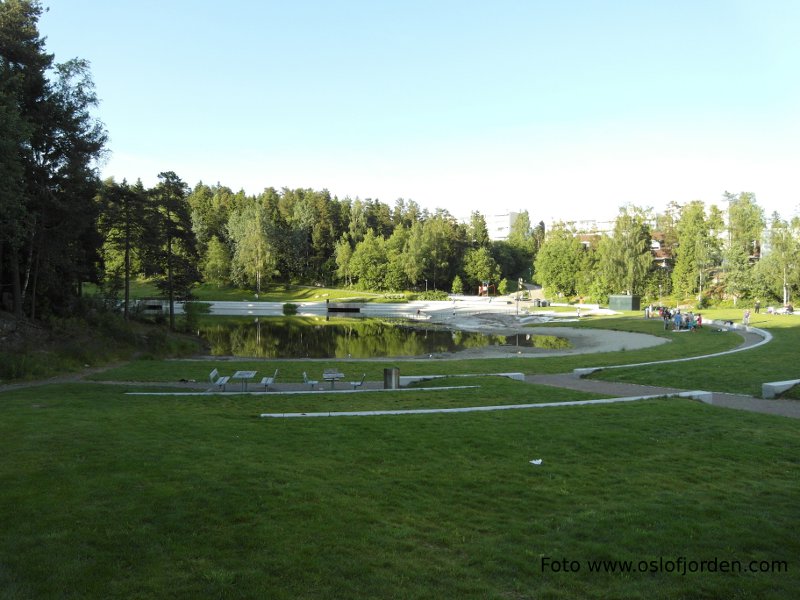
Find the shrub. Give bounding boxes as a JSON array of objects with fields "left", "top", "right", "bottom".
[
  {"left": 451, "top": 275, "right": 464, "bottom": 295},
  {"left": 415, "top": 290, "right": 450, "bottom": 301}
]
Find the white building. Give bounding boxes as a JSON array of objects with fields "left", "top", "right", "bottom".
[{"left": 486, "top": 212, "right": 519, "bottom": 241}]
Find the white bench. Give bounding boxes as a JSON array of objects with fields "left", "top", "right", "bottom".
[
  {"left": 349, "top": 373, "right": 366, "bottom": 390},
  {"left": 303, "top": 371, "right": 319, "bottom": 389},
  {"left": 261, "top": 369, "right": 279, "bottom": 391},
  {"left": 209, "top": 368, "right": 230, "bottom": 391},
  {"left": 762, "top": 379, "right": 800, "bottom": 399}
]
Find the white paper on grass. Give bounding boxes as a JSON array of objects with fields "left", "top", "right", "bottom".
[{"left": 529, "top": 459, "right": 543, "bottom": 465}]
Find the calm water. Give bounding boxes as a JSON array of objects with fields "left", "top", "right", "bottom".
[{"left": 199, "top": 317, "right": 569, "bottom": 358}]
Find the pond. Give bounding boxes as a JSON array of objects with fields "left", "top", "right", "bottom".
[{"left": 198, "top": 317, "right": 570, "bottom": 358}]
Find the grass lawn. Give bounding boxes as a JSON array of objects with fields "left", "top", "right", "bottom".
[
  {"left": 0, "top": 381, "right": 797, "bottom": 599},
  {"left": 4, "top": 309, "right": 800, "bottom": 598},
  {"left": 583, "top": 310, "right": 800, "bottom": 396}
]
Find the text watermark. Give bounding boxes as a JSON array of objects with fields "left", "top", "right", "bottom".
[{"left": 540, "top": 556, "right": 788, "bottom": 576}]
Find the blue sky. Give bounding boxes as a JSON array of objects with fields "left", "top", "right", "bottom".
[{"left": 40, "top": 1, "right": 800, "bottom": 223}]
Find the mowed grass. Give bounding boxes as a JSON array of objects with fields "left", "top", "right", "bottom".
[
  {"left": 124, "top": 378, "right": 607, "bottom": 413},
  {"left": 1, "top": 382, "right": 798, "bottom": 599},
  {"left": 4, "top": 311, "right": 800, "bottom": 598},
  {"left": 585, "top": 311, "right": 800, "bottom": 396}
]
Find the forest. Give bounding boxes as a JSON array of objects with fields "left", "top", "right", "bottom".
[{"left": 2, "top": 0, "right": 799, "bottom": 326}]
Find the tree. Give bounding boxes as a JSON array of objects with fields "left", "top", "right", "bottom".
[
  {"left": 463, "top": 247, "right": 500, "bottom": 292},
  {"left": 227, "top": 197, "right": 277, "bottom": 293},
  {"left": 349, "top": 230, "right": 388, "bottom": 290},
  {"left": 725, "top": 191, "right": 764, "bottom": 258},
  {"left": 400, "top": 221, "right": 427, "bottom": 288},
  {"left": 451, "top": 274, "right": 464, "bottom": 294},
  {"left": 508, "top": 210, "right": 536, "bottom": 254},
  {"left": 147, "top": 172, "right": 200, "bottom": 329},
  {"left": 671, "top": 201, "right": 719, "bottom": 301},
  {"left": 0, "top": 2, "right": 107, "bottom": 318},
  {"left": 534, "top": 222, "right": 584, "bottom": 297},
  {"left": 757, "top": 215, "right": 800, "bottom": 305},
  {"left": 335, "top": 236, "right": 354, "bottom": 287},
  {"left": 467, "top": 211, "right": 490, "bottom": 248},
  {"left": 421, "top": 211, "right": 459, "bottom": 290},
  {"left": 0, "top": 73, "right": 27, "bottom": 315},
  {"left": 598, "top": 205, "right": 653, "bottom": 296},
  {"left": 384, "top": 226, "right": 410, "bottom": 291},
  {"left": 718, "top": 192, "right": 764, "bottom": 303},
  {"left": 96, "top": 178, "right": 148, "bottom": 319},
  {"left": 202, "top": 235, "right": 231, "bottom": 287}
]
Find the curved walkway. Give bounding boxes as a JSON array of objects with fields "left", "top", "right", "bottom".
[
  {"left": 528, "top": 324, "right": 800, "bottom": 419},
  {"left": 4, "top": 322, "right": 799, "bottom": 419},
  {"left": 527, "top": 373, "right": 800, "bottom": 419}
]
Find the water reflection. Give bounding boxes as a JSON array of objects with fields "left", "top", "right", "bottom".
[{"left": 199, "top": 317, "right": 569, "bottom": 358}]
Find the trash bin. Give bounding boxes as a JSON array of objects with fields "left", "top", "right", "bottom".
[
  {"left": 383, "top": 367, "right": 400, "bottom": 389},
  {"left": 540, "top": 300, "right": 549, "bottom": 307}
]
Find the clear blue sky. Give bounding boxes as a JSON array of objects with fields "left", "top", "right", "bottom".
[{"left": 40, "top": 1, "right": 800, "bottom": 223}]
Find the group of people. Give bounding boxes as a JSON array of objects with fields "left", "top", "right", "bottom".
[{"left": 656, "top": 306, "right": 702, "bottom": 331}]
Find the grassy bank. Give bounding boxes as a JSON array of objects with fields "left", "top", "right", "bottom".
[{"left": 0, "top": 381, "right": 797, "bottom": 599}]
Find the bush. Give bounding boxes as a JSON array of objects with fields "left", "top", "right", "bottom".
[
  {"left": 283, "top": 303, "right": 299, "bottom": 315},
  {"left": 498, "top": 278, "right": 509, "bottom": 295},
  {"left": 415, "top": 291, "right": 450, "bottom": 301},
  {"left": 181, "top": 301, "right": 211, "bottom": 333},
  {"left": 451, "top": 275, "right": 464, "bottom": 295}
]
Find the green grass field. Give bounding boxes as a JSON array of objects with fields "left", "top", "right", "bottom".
[
  {"left": 1, "top": 382, "right": 797, "bottom": 599},
  {"left": 2, "top": 309, "right": 799, "bottom": 599}
]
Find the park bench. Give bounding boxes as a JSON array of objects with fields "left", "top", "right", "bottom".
[
  {"left": 303, "top": 371, "right": 319, "bottom": 390},
  {"left": 762, "top": 378, "right": 800, "bottom": 399},
  {"left": 261, "top": 369, "right": 279, "bottom": 391},
  {"left": 209, "top": 368, "right": 230, "bottom": 391},
  {"left": 349, "top": 373, "right": 366, "bottom": 390}
]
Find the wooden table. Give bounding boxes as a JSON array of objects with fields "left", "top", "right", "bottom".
[{"left": 232, "top": 370, "right": 257, "bottom": 391}]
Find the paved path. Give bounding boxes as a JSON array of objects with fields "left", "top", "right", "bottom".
[
  {"left": 528, "top": 372, "right": 800, "bottom": 419},
  {"left": 4, "top": 321, "right": 799, "bottom": 420}
]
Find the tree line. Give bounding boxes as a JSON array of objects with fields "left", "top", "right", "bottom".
[
  {"left": 536, "top": 192, "right": 800, "bottom": 308},
  {"left": 3, "top": 1, "right": 799, "bottom": 326},
  {"left": 99, "top": 179, "right": 544, "bottom": 302}
]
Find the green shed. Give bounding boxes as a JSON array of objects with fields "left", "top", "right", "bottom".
[{"left": 608, "top": 295, "right": 641, "bottom": 311}]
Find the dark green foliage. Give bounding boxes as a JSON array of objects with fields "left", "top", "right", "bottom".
[{"left": 0, "top": 2, "right": 107, "bottom": 319}]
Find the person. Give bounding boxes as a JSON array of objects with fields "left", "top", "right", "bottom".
[
  {"left": 743, "top": 309, "right": 751, "bottom": 326},
  {"left": 754, "top": 299, "right": 761, "bottom": 314}
]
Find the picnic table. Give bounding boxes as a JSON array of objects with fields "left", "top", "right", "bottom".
[
  {"left": 323, "top": 368, "right": 345, "bottom": 389},
  {"left": 232, "top": 370, "right": 257, "bottom": 391}
]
